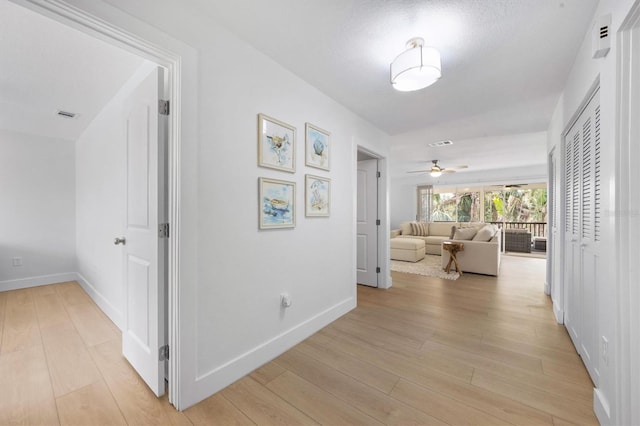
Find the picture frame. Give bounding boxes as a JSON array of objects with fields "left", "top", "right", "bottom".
[
  {"left": 305, "top": 123, "right": 330, "bottom": 171},
  {"left": 258, "top": 113, "right": 296, "bottom": 173},
  {"left": 305, "top": 174, "right": 330, "bottom": 217},
  {"left": 259, "top": 177, "right": 296, "bottom": 229}
]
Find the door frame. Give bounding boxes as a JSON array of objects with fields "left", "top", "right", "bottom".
[
  {"left": 615, "top": 4, "right": 640, "bottom": 424},
  {"left": 356, "top": 146, "right": 391, "bottom": 289},
  {"left": 16, "top": 0, "right": 184, "bottom": 407}
]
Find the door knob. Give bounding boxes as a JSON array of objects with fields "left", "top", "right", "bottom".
[{"left": 114, "top": 237, "right": 126, "bottom": 245}]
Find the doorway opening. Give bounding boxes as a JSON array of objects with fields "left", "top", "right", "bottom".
[
  {"left": 16, "top": 0, "right": 182, "bottom": 406},
  {"left": 356, "top": 147, "right": 390, "bottom": 289}
]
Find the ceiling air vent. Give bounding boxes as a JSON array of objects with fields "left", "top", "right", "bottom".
[
  {"left": 428, "top": 140, "right": 453, "bottom": 147},
  {"left": 56, "top": 110, "right": 77, "bottom": 119}
]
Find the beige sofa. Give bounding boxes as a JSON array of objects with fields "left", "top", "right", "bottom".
[
  {"left": 441, "top": 230, "right": 501, "bottom": 276},
  {"left": 391, "top": 221, "right": 460, "bottom": 255},
  {"left": 391, "top": 221, "right": 502, "bottom": 276}
]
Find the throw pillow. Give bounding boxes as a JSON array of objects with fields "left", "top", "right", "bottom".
[
  {"left": 472, "top": 225, "right": 496, "bottom": 242},
  {"left": 453, "top": 227, "right": 477, "bottom": 241},
  {"left": 410, "top": 222, "right": 429, "bottom": 236},
  {"left": 400, "top": 222, "right": 413, "bottom": 235},
  {"left": 449, "top": 225, "right": 457, "bottom": 239}
]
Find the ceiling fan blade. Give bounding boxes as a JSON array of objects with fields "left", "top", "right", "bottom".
[
  {"left": 407, "top": 170, "right": 429, "bottom": 173},
  {"left": 442, "top": 169, "right": 456, "bottom": 174},
  {"left": 450, "top": 165, "right": 468, "bottom": 170}
]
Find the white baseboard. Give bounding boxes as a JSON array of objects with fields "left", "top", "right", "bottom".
[
  {"left": 594, "top": 388, "right": 611, "bottom": 424},
  {"left": 0, "top": 272, "right": 77, "bottom": 292},
  {"left": 553, "top": 299, "right": 564, "bottom": 324},
  {"left": 544, "top": 280, "right": 550, "bottom": 295},
  {"left": 382, "top": 275, "right": 393, "bottom": 289},
  {"left": 183, "top": 296, "right": 356, "bottom": 409},
  {"left": 75, "top": 273, "right": 124, "bottom": 331}
]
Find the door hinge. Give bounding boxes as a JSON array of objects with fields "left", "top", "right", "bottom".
[
  {"left": 159, "top": 344, "right": 169, "bottom": 361},
  {"left": 158, "top": 100, "right": 170, "bottom": 116},
  {"left": 376, "top": 171, "right": 381, "bottom": 178},
  {"left": 376, "top": 219, "right": 381, "bottom": 226},
  {"left": 159, "top": 223, "right": 170, "bottom": 238},
  {"left": 376, "top": 267, "right": 381, "bottom": 274}
]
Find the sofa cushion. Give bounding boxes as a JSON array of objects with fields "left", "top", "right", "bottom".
[
  {"left": 400, "top": 222, "right": 413, "bottom": 235},
  {"left": 453, "top": 227, "right": 477, "bottom": 240},
  {"left": 429, "top": 222, "right": 454, "bottom": 237},
  {"left": 390, "top": 237, "right": 425, "bottom": 250},
  {"left": 472, "top": 224, "right": 497, "bottom": 242},
  {"left": 424, "top": 235, "right": 449, "bottom": 245},
  {"left": 410, "top": 222, "right": 429, "bottom": 236}
]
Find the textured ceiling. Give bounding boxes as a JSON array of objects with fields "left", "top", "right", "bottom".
[
  {"left": 0, "top": 1, "right": 144, "bottom": 141},
  {"left": 187, "top": 0, "right": 598, "bottom": 179},
  {"left": 1, "top": 0, "right": 598, "bottom": 180}
]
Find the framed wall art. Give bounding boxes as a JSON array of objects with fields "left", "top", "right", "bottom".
[
  {"left": 258, "top": 113, "right": 296, "bottom": 172},
  {"left": 305, "top": 174, "right": 330, "bottom": 217},
  {"left": 259, "top": 177, "right": 296, "bottom": 229},
  {"left": 305, "top": 123, "right": 330, "bottom": 171}
]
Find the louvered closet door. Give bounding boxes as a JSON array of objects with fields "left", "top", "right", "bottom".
[
  {"left": 563, "top": 87, "right": 601, "bottom": 385},
  {"left": 564, "top": 122, "right": 582, "bottom": 349}
]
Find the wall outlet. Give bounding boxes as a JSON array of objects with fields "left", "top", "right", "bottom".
[
  {"left": 12, "top": 257, "right": 22, "bottom": 267},
  {"left": 280, "top": 293, "right": 292, "bottom": 308},
  {"left": 602, "top": 336, "right": 609, "bottom": 366}
]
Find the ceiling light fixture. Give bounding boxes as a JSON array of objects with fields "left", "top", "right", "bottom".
[{"left": 390, "top": 37, "right": 441, "bottom": 92}]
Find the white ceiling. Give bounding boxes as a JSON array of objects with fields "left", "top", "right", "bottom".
[
  {"left": 1, "top": 0, "right": 598, "bottom": 180},
  {"left": 0, "top": 1, "right": 145, "bottom": 141},
  {"left": 186, "top": 0, "right": 598, "bottom": 179}
]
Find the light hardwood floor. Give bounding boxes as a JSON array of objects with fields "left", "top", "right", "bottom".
[{"left": 0, "top": 255, "right": 598, "bottom": 425}]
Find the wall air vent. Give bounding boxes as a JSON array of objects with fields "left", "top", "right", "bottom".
[
  {"left": 428, "top": 140, "right": 453, "bottom": 147},
  {"left": 56, "top": 110, "right": 77, "bottom": 119},
  {"left": 592, "top": 14, "right": 611, "bottom": 58}
]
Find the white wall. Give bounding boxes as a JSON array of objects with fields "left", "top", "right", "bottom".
[
  {"left": 75, "top": 62, "right": 156, "bottom": 329},
  {"left": 56, "top": 0, "right": 390, "bottom": 408},
  {"left": 546, "top": 0, "right": 636, "bottom": 424},
  {"left": 0, "top": 129, "right": 76, "bottom": 289}
]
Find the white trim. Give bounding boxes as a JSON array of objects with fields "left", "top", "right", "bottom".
[
  {"left": 0, "top": 272, "right": 77, "bottom": 292},
  {"left": 76, "top": 273, "right": 124, "bottom": 331},
  {"left": 553, "top": 299, "right": 564, "bottom": 324},
  {"left": 18, "top": 0, "right": 185, "bottom": 408},
  {"left": 615, "top": 3, "right": 640, "bottom": 424},
  {"left": 188, "top": 297, "right": 355, "bottom": 404},
  {"left": 594, "top": 388, "right": 611, "bottom": 424}
]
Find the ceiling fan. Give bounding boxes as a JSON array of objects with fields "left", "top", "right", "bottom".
[
  {"left": 493, "top": 183, "right": 524, "bottom": 189},
  {"left": 407, "top": 160, "right": 468, "bottom": 177}
]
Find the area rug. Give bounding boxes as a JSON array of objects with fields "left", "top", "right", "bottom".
[{"left": 390, "top": 255, "right": 460, "bottom": 280}]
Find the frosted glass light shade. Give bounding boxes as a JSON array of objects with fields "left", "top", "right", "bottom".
[
  {"left": 390, "top": 38, "right": 441, "bottom": 92},
  {"left": 430, "top": 170, "right": 442, "bottom": 178}
]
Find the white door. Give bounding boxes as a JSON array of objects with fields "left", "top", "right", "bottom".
[
  {"left": 562, "top": 87, "right": 600, "bottom": 384},
  {"left": 120, "top": 67, "right": 166, "bottom": 396},
  {"left": 564, "top": 126, "right": 582, "bottom": 349},
  {"left": 357, "top": 159, "right": 378, "bottom": 287}
]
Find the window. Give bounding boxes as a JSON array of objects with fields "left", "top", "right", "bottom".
[
  {"left": 429, "top": 191, "right": 480, "bottom": 222},
  {"left": 416, "top": 185, "right": 433, "bottom": 222},
  {"left": 484, "top": 188, "right": 547, "bottom": 223},
  {"left": 418, "top": 184, "right": 547, "bottom": 225}
]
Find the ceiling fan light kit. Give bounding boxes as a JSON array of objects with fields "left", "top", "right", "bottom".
[{"left": 390, "top": 37, "right": 441, "bottom": 92}]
